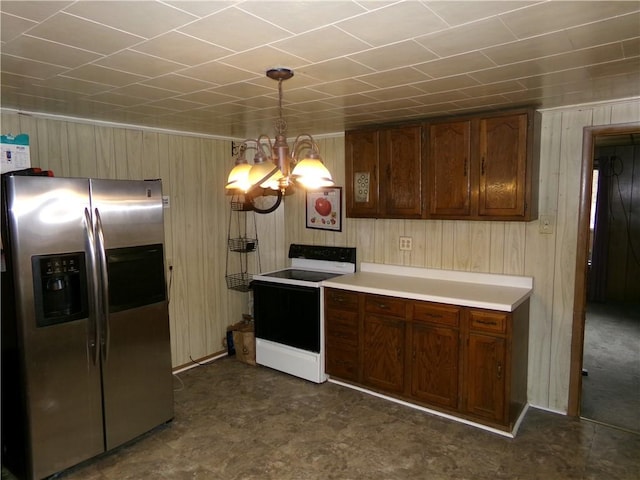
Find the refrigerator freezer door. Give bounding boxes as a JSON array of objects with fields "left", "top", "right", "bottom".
[
  {"left": 90, "top": 179, "right": 165, "bottom": 249},
  {"left": 4, "top": 176, "right": 104, "bottom": 480},
  {"left": 90, "top": 179, "right": 174, "bottom": 449}
]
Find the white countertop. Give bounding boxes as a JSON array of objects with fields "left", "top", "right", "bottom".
[{"left": 322, "top": 263, "right": 533, "bottom": 312}]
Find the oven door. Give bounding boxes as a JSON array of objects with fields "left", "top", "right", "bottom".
[{"left": 252, "top": 280, "right": 320, "bottom": 353}]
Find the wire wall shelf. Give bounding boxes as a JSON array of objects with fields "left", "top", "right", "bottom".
[
  {"left": 228, "top": 237, "right": 258, "bottom": 253},
  {"left": 225, "top": 272, "right": 252, "bottom": 292},
  {"left": 225, "top": 195, "right": 261, "bottom": 292}
]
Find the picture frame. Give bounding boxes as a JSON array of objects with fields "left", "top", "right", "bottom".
[{"left": 305, "top": 187, "right": 342, "bottom": 232}]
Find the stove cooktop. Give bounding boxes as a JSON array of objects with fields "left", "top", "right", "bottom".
[{"left": 259, "top": 269, "right": 342, "bottom": 283}]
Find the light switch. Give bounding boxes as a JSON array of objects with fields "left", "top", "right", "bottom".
[{"left": 539, "top": 215, "right": 554, "bottom": 234}]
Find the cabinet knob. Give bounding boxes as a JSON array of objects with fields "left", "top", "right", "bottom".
[
  {"left": 481, "top": 157, "right": 486, "bottom": 175},
  {"left": 497, "top": 361, "right": 502, "bottom": 380}
]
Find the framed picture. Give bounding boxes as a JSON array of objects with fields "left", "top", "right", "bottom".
[{"left": 306, "top": 187, "right": 342, "bottom": 232}]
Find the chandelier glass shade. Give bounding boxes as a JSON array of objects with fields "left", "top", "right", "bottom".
[{"left": 225, "top": 68, "right": 334, "bottom": 212}]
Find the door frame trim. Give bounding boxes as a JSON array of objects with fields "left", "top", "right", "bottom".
[{"left": 567, "top": 121, "right": 640, "bottom": 417}]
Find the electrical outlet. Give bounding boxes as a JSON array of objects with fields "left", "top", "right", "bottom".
[
  {"left": 399, "top": 236, "right": 412, "bottom": 251},
  {"left": 539, "top": 215, "right": 555, "bottom": 234}
]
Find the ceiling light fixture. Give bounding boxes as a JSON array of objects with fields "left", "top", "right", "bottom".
[{"left": 225, "top": 68, "right": 334, "bottom": 214}]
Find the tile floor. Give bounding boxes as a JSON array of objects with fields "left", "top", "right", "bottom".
[
  {"left": 5, "top": 357, "right": 640, "bottom": 480},
  {"left": 581, "top": 301, "right": 640, "bottom": 433}
]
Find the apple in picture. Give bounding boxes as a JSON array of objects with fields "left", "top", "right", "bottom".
[{"left": 314, "top": 197, "right": 332, "bottom": 216}]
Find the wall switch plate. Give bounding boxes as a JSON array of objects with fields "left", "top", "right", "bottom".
[
  {"left": 539, "top": 215, "right": 555, "bottom": 234},
  {"left": 399, "top": 236, "right": 412, "bottom": 251}
]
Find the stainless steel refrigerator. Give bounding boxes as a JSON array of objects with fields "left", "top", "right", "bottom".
[{"left": 1, "top": 175, "right": 174, "bottom": 480}]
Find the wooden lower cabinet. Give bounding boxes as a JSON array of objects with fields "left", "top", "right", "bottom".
[
  {"left": 325, "top": 287, "right": 530, "bottom": 432},
  {"left": 325, "top": 318, "right": 359, "bottom": 381},
  {"left": 324, "top": 289, "right": 359, "bottom": 382},
  {"left": 411, "top": 323, "right": 459, "bottom": 409},
  {"left": 411, "top": 301, "right": 461, "bottom": 409},
  {"left": 363, "top": 314, "right": 405, "bottom": 394},
  {"left": 466, "top": 333, "right": 506, "bottom": 422}
]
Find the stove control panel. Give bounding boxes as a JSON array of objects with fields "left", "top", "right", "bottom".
[{"left": 288, "top": 244, "right": 356, "bottom": 264}]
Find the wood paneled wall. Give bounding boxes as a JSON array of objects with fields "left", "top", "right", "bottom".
[
  {"left": 284, "top": 99, "right": 640, "bottom": 413},
  {"left": 4, "top": 97, "right": 638, "bottom": 411},
  {"left": 0, "top": 112, "right": 263, "bottom": 369}
]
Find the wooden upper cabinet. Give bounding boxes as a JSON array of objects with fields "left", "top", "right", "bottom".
[
  {"left": 345, "top": 107, "right": 538, "bottom": 221},
  {"left": 345, "top": 129, "right": 379, "bottom": 217},
  {"left": 345, "top": 125, "right": 422, "bottom": 218},
  {"left": 425, "top": 108, "right": 538, "bottom": 221},
  {"left": 479, "top": 113, "right": 528, "bottom": 218},
  {"left": 379, "top": 125, "right": 423, "bottom": 218},
  {"left": 427, "top": 120, "right": 472, "bottom": 217}
]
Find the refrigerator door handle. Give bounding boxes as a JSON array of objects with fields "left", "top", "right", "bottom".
[
  {"left": 84, "top": 207, "right": 99, "bottom": 366},
  {"left": 94, "top": 207, "right": 110, "bottom": 363}
]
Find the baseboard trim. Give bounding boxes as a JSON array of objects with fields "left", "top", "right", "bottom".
[
  {"left": 328, "top": 377, "right": 523, "bottom": 438},
  {"left": 172, "top": 350, "right": 228, "bottom": 374},
  {"left": 528, "top": 404, "right": 567, "bottom": 416}
]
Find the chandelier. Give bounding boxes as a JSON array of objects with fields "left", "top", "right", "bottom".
[{"left": 225, "top": 68, "right": 334, "bottom": 213}]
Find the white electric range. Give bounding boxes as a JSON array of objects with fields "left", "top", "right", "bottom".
[{"left": 251, "top": 244, "right": 356, "bottom": 383}]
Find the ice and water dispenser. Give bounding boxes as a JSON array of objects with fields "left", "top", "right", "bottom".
[{"left": 32, "top": 253, "right": 88, "bottom": 327}]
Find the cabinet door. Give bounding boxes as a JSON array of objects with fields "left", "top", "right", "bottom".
[
  {"left": 345, "top": 129, "right": 379, "bottom": 217},
  {"left": 466, "top": 333, "right": 506, "bottom": 422},
  {"left": 479, "top": 113, "right": 528, "bottom": 217},
  {"left": 411, "top": 323, "right": 459, "bottom": 409},
  {"left": 363, "top": 314, "right": 405, "bottom": 394},
  {"left": 427, "top": 120, "right": 472, "bottom": 217},
  {"left": 379, "top": 125, "right": 423, "bottom": 218}
]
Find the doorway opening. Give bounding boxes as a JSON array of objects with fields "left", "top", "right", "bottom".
[{"left": 569, "top": 124, "right": 640, "bottom": 433}]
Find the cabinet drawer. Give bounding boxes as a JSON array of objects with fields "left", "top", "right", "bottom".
[
  {"left": 326, "top": 310, "right": 358, "bottom": 345},
  {"left": 325, "top": 344, "right": 358, "bottom": 381},
  {"left": 469, "top": 310, "right": 508, "bottom": 334},
  {"left": 364, "top": 295, "right": 406, "bottom": 317},
  {"left": 325, "top": 289, "right": 359, "bottom": 311},
  {"left": 413, "top": 302, "right": 460, "bottom": 327}
]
